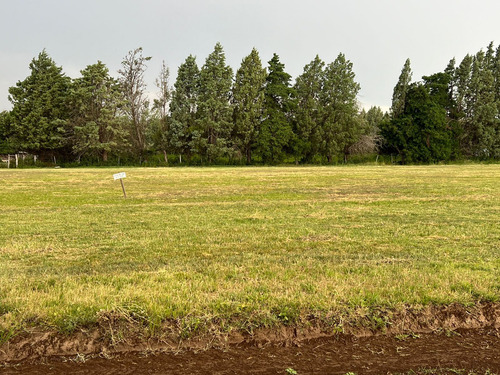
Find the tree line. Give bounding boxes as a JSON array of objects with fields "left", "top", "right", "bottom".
[
  {"left": 0, "top": 42, "right": 498, "bottom": 165},
  {"left": 382, "top": 42, "right": 500, "bottom": 162}
]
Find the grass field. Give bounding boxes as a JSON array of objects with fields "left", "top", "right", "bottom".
[{"left": 0, "top": 165, "right": 499, "bottom": 339}]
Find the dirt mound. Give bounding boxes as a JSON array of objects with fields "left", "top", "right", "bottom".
[{"left": 1, "top": 303, "right": 499, "bottom": 365}]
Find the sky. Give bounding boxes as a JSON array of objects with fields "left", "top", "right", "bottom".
[{"left": 1, "top": 0, "right": 499, "bottom": 112}]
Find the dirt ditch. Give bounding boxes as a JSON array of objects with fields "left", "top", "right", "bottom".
[{"left": 1, "top": 303, "right": 499, "bottom": 374}]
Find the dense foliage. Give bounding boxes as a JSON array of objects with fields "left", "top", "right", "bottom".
[
  {"left": 1, "top": 42, "right": 499, "bottom": 165},
  {"left": 381, "top": 42, "right": 500, "bottom": 162}
]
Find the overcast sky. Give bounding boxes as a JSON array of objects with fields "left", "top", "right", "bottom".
[{"left": 1, "top": 0, "right": 499, "bottom": 112}]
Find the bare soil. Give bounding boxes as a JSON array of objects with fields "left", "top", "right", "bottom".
[
  {"left": 1, "top": 328, "right": 499, "bottom": 374},
  {"left": 1, "top": 303, "right": 499, "bottom": 374}
]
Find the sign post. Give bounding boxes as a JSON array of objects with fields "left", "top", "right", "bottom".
[{"left": 113, "top": 172, "right": 127, "bottom": 198}]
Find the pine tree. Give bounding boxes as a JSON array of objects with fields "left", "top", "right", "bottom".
[
  {"left": 232, "top": 48, "right": 267, "bottom": 164},
  {"left": 294, "top": 55, "right": 325, "bottom": 162},
  {"left": 8, "top": 50, "right": 71, "bottom": 158},
  {"left": 470, "top": 51, "right": 498, "bottom": 158},
  {"left": 454, "top": 54, "right": 473, "bottom": 155},
  {"left": 169, "top": 55, "right": 200, "bottom": 163},
  {"left": 69, "top": 61, "right": 127, "bottom": 162},
  {"left": 257, "top": 53, "right": 294, "bottom": 164},
  {"left": 321, "top": 53, "right": 361, "bottom": 163},
  {"left": 391, "top": 59, "right": 412, "bottom": 119},
  {"left": 195, "top": 42, "right": 234, "bottom": 163}
]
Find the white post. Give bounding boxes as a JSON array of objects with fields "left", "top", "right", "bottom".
[
  {"left": 15, "top": 154, "right": 18, "bottom": 168},
  {"left": 7, "top": 154, "right": 10, "bottom": 168}
]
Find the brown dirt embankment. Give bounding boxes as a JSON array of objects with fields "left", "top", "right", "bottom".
[{"left": 1, "top": 303, "right": 499, "bottom": 365}]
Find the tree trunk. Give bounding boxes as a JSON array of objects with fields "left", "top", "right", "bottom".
[
  {"left": 246, "top": 149, "right": 252, "bottom": 165},
  {"left": 163, "top": 150, "right": 168, "bottom": 164},
  {"left": 102, "top": 150, "right": 108, "bottom": 162}
]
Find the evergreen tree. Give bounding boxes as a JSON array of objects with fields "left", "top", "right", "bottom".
[
  {"left": 321, "top": 53, "right": 361, "bottom": 163},
  {"left": 232, "top": 48, "right": 267, "bottom": 164},
  {"left": 69, "top": 61, "right": 127, "bottom": 161},
  {"left": 381, "top": 77, "right": 452, "bottom": 163},
  {"left": 8, "top": 50, "right": 71, "bottom": 158},
  {"left": 257, "top": 54, "right": 295, "bottom": 164},
  {"left": 169, "top": 55, "right": 200, "bottom": 163},
  {"left": 495, "top": 45, "right": 500, "bottom": 106},
  {"left": 391, "top": 58, "right": 412, "bottom": 119},
  {"left": 454, "top": 54, "right": 473, "bottom": 154},
  {"left": 294, "top": 55, "right": 325, "bottom": 162},
  {"left": 470, "top": 51, "right": 499, "bottom": 158},
  {"left": 195, "top": 42, "right": 234, "bottom": 162},
  {"left": 0, "top": 111, "right": 15, "bottom": 154}
]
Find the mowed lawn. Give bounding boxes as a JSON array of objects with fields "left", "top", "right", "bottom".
[{"left": 0, "top": 165, "right": 499, "bottom": 336}]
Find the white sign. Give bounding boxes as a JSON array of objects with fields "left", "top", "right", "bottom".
[{"left": 113, "top": 172, "right": 127, "bottom": 180}]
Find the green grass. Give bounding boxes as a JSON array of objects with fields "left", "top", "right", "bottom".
[{"left": 0, "top": 165, "right": 499, "bottom": 337}]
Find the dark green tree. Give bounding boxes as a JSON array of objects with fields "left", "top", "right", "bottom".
[
  {"left": 232, "top": 48, "right": 267, "bottom": 164},
  {"left": 391, "top": 58, "right": 412, "bottom": 119},
  {"left": 321, "top": 53, "right": 361, "bottom": 163},
  {"left": 69, "top": 61, "right": 127, "bottom": 161},
  {"left": 293, "top": 55, "right": 325, "bottom": 162},
  {"left": 462, "top": 51, "right": 499, "bottom": 158},
  {"left": 195, "top": 42, "right": 234, "bottom": 162},
  {"left": 381, "top": 77, "right": 453, "bottom": 163},
  {"left": 257, "top": 53, "right": 294, "bottom": 164},
  {"left": 8, "top": 50, "right": 71, "bottom": 158},
  {"left": 0, "top": 111, "right": 15, "bottom": 154},
  {"left": 169, "top": 55, "right": 200, "bottom": 163}
]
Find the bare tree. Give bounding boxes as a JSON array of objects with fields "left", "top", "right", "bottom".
[
  {"left": 153, "top": 60, "right": 172, "bottom": 163},
  {"left": 154, "top": 60, "right": 171, "bottom": 120},
  {"left": 118, "top": 47, "right": 151, "bottom": 157}
]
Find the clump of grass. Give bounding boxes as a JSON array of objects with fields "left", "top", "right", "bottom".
[{"left": 0, "top": 165, "right": 498, "bottom": 337}]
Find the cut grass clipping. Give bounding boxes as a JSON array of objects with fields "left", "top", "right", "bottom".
[{"left": 0, "top": 165, "right": 499, "bottom": 340}]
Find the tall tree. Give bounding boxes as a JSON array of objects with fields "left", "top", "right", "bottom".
[
  {"left": 469, "top": 51, "right": 499, "bottom": 158},
  {"left": 321, "top": 53, "right": 361, "bottom": 163},
  {"left": 257, "top": 53, "right": 294, "bottom": 164},
  {"left": 454, "top": 54, "right": 473, "bottom": 154},
  {"left": 195, "top": 42, "right": 234, "bottom": 162},
  {"left": 169, "top": 55, "right": 200, "bottom": 163},
  {"left": 69, "top": 61, "right": 127, "bottom": 161},
  {"left": 232, "top": 48, "right": 267, "bottom": 164},
  {"left": 151, "top": 60, "right": 172, "bottom": 162},
  {"left": 0, "top": 111, "right": 15, "bottom": 154},
  {"left": 381, "top": 77, "right": 452, "bottom": 163},
  {"left": 118, "top": 47, "right": 152, "bottom": 158},
  {"left": 293, "top": 55, "right": 325, "bottom": 162},
  {"left": 8, "top": 50, "right": 71, "bottom": 158},
  {"left": 391, "top": 58, "right": 412, "bottom": 119}
]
